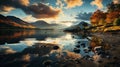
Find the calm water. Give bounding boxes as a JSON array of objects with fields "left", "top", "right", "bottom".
[
  {"left": 0, "top": 29, "right": 120, "bottom": 67},
  {"left": 0, "top": 30, "right": 93, "bottom": 55}
]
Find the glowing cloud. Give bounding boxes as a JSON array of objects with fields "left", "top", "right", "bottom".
[
  {"left": 22, "top": 15, "right": 38, "bottom": 22},
  {"left": 91, "top": 0, "right": 103, "bottom": 9},
  {"left": 0, "top": 0, "right": 61, "bottom": 19},
  {"left": 64, "top": 0, "right": 83, "bottom": 8},
  {"left": 56, "top": 0, "right": 64, "bottom": 9},
  {"left": 0, "top": 6, "right": 14, "bottom": 12},
  {"left": 18, "top": 0, "right": 30, "bottom": 6},
  {"left": 28, "top": 3, "right": 61, "bottom": 19},
  {"left": 113, "top": 0, "right": 120, "bottom": 4},
  {"left": 0, "top": 0, "right": 29, "bottom": 12}
]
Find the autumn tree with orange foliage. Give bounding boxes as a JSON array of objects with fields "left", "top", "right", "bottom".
[
  {"left": 90, "top": 2, "right": 120, "bottom": 26},
  {"left": 106, "top": 11, "right": 120, "bottom": 24},
  {"left": 90, "top": 10, "right": 106, "bottom": 26}
]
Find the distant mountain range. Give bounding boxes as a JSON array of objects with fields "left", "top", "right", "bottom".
[
  {"left": 31, "top": 20, "right": 49, "bottom": 27},
  {"left": 31, "top": 20, "right": 60, "bottom": 29},
  {"left": 0, "top": 14, "right": 35, "bottom": 29},
  {"left": 64, "top": 21, "right": 91, "bottom": 32},
  {"left": 0, "top": 14, "right": 60, "bottom": 29}
]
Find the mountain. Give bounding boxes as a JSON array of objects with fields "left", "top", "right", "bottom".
[
  {"left": 7, "top": 16, "right": 35, "bottom": 28},
  {"left": 31, "top": 20, "right": 49, "bottom": 27},
  {"left": 7, "top": 16, "right": 29, "bottom": 25},
  {"left": 0, "top": 14, "right": 6, "bottom": 20},
  {"left": 31, "top": 20, "right": 59, "bottom": 29},
  {"left": 64, "top": 21, "right": 90, "bottom": 32},
  {"left": 0, "top": 14, "right": 35, "bottom": 29}
]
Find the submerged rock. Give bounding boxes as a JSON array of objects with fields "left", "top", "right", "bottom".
[
  {"left": 43, "top": 60, "right": 52, "bottom": 66},
  {"left": 77, "top": 41, "right": 81, "bottom": 44},
  {"left": 75, "top": 45, "right": 80, "bottom": 48},
  {"left": 53, "top": 46, "right": 59, "bottom": 50},
  {"left": 81, "top": 43, "right": 86, "bottom": 48},
  {"left": 73, "top": 48, "right": 80, "bottom": 53},
  {"left": 84, "top": 49, "right": 90, "bottom": 53}
]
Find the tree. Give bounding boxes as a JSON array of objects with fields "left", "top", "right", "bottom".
[
  {"left": 90, "top": 10, "right": 106, "bottom": 26},
  {"left": 113, "top": 18, "right": 120, "bottom": 26},
  {"left": 107, "top": 2, "right": 120, "bottom": 12},
  {"left": 98, "top": 19, "right": 105, "bottom": 25},
  {"left": 106, "top": 11, "right": 120, "bottom": 24}
]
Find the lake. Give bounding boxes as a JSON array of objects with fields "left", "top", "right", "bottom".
[{"left": 0, "top": 29, "right": 120, "bottom": 67}]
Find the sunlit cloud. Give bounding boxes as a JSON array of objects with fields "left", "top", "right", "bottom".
[
  {"left": 56, "top": 0, "right": 65, "bottom": 9},
  {"left": 0, "top": 6, "right": 15, "bottom": 12},
  {"left": 0, "top": 0, "right": 61, "bottom": 19},
  {"left": 64, "top": 0, "right": 83, "bottom": 8},
  {"left": 113, "top": 0, "right": 120, "bottom": 4},
  {"left": 18, "top": 0, "right": 30, "bottom": 6},
  {"left": 0, "top": 0, "right": 29, "bottom": 13},
  {"left": 91, "top": 0, "right": 103, "bottom": 9},
  {"left": 22, "top": 15, "right": 38, "bottom": 22},
  {"left": 28, "top": 3, "right": 61, "bottom": 19}
]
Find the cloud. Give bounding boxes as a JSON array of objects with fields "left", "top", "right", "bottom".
[
  {"left": 91, "top": 0, "right": 103, "bottom": 9},
  {"left": 64, "top": 0, "right": 83, "bottom": 8},
  {"left": 27, "top": 3, "right": 61, "bottom": 19},
  {"left": 0, "top": 0, "right": 61, "bottom": 19},
  {"left": 0, "top": 6, "right": 15, "bottom": 12},
  {"left": 0, "top": 0, "right": 29, "bottom": 12},
  {"left": 75, "top": 12, "right": 93, "bottom": 20},
  {"left": 18, "top": 0, "right": 30, "bottom": 6},
  {"left": 113, "top": 0, "right": 120, "bottom": 4},
  {"left": 56, "top": 0, "right": 65, "bottom": 9},
  {"left": 22, "top": 15, "right": 38, "bottom": 22}
]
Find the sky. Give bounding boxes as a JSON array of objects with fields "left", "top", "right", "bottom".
[{"left": 0, "top": 0, "right": 116, "bottom": 23}]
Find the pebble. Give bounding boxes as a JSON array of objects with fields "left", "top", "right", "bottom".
[
  {"left": 53, "top": 46, "right": 59, "bottom": 50},
  {"left": 73, "top": 48, "right": 80, "bottom": 53}
]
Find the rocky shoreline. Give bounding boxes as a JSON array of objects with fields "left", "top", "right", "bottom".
[{"left": 0, "top": 32, "right": 120, "bottom": 67}]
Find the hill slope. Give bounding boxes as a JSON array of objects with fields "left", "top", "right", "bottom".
[{"left": 0, "top": 14, "right": 35, "bottom": 29}]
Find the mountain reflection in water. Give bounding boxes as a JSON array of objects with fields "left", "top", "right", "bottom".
[
  {"left": 0, "top": 30, "right": 64, "bottom": 44},
  {"left": 0, "top": 30, "right": 120, "bottom": 67}
]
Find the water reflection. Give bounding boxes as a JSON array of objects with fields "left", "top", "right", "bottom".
[
  {"left": 0, "top": 30, "right": 35, "bottom": 44},
  {"left": 0, "top": 30, "right": 120, "bottom": 67},
  {"left": 0, "top": 30, "right": 65, "bottom": 44}
]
